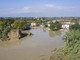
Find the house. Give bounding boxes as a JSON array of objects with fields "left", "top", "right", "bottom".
[
  {"left": 47, "top": 23, "right": 50, "bottom": 27},
  {"left": 61, "top": 21, "right": 71, "bottom": 29},
  {"left": 52, "top": 20, "right": 57, "bottom": 23},
  {"left": 40, "top": 24, "right": 45, "bottom": 28},
  {"left": 62, "top": 24, "right": 69, "bottom": 29},
  {"left": 31, "top": 22, "right": 36, "bottom": 27},
  {"left": 47, "top": 20, "right": 58, "bottom": 27},
  {"left": 47, "top": 21, "right": 50, "bottom": 27}
]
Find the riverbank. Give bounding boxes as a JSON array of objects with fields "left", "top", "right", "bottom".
[
  {"left": 50, "top": 30, "right": 80, "bottom": 60},
  {"left": 50, "top": 46, "right": 67, "bottom": 60}
]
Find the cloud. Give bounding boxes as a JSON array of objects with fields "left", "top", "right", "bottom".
[
  {"left": 45, "top": 4, "right": 55, "bottom": 8},
  {"left": 12, "top": 7, "right": 31, "bottom": 13},
  {"left": 45, "top": 4, "right": 67, "bottom": 10},
  {"left": 0, "top": 4, "right": 80, "bottom": 17},
  {"left": 0, "top": 7, "right": 31, "bottom": 15},
  {"left": 0, "top": 4, "right": 64, "bottom": 14},
  {"left": 7, "top": 7, "right": 31, "bottom": 14}
]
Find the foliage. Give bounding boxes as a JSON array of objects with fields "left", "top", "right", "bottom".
[
  {"left": 55, "top": 21, "right": 62, "bottom": 29},
  {"left": 0, "top": 18, "right": 14, "bottom": 41},
  {"left": 71, "top": 18, "right": 80, "bottom": 23},
  {"left": 49, "top": 21, "right": 62, "bottom": 30},
  {"left": 50, "top": 30, "right": 80, "bottom": 60},
  {"left": 0, "top": 25, "right": 10, "bottom": 41},
  {"left": 5, "top": 17, "right": 14, "bottom": 26},
  {"left": 0, "top": 17, "right": 14, "bottom": 26},
  {"left": 12, "top": 20, "right": 27, "bottom": 30},
  {"left": 62, "top": 30, "right": 80, "bottom": 60},
  {"left": 63, "top": 30, "right": 80, "bottom": 46},
  {"left": 69, "top": 23, "right": 80, "bottom": 30},
  {"left": 49, "top": 23, "right": 55, "bottom": 30},
  {"left": 50, "top": 22, "right": 80, "bottom": 60},
  {"left": 0, "top": 21, "right": 4, "bottom": 26}
]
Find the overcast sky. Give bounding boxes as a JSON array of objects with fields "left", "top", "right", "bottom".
[{"left": 0, "top": 0, "right": 80, "bottom": 17}]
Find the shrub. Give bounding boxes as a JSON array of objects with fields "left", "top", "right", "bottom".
[
  {"left": 69, "top": 23, "right": 80, "bottom": 30},
  {"left": 49, "top": 21, "right": 61, "bottom": 30}
]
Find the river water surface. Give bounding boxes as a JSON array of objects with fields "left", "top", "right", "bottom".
[{"left": 0, "top": 27, "right": 65, "bottom": 60}]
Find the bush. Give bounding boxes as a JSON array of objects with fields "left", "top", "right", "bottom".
[
  {"left": 69, "top": 23, "right": 80, "bottom": 30},
  {"left": 49, "top": 21, "right": 61, "bottom": 30},
  {"left": 12, "top": 20, "right": 26, "bottom": 30},
  {"left": 49, "top": 23, "right": 55, "bottom": 30},
  {"left": 63, "top": 30, "right": 80, "bottom": 46},
  {"left": 0, "top": 25, "right": 10, "bottom": 41},
  {"left": 50, "top": 30, "right": 80, "bottom": 60},
  {"left": 62, "top": 30, "right": 80, "bottom": 60}
]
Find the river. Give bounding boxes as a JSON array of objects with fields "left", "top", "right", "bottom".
[{"left": 0, "top": 27, "right": 65, "bottom": 60}]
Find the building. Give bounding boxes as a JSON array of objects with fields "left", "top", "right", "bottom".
[
  {"left": 61, "top": 21, "right": 71, "bottom": 29},
  {"left": 47, "top": 20, "right": 58, "bottom": 27},
  {"left": 62, "top": 24, "right": 69, "bottom": 29},
  {"left": 31, "top": 22, "right": 36, "bottom": 27}
]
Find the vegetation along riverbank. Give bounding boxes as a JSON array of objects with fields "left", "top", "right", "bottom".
[{"left": 50, "top": 20, "right": 80, "bottom": 60}]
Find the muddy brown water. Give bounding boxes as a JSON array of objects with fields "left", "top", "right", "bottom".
[{"left": 0, "top": 27, "right": 65, "bottom": 60}]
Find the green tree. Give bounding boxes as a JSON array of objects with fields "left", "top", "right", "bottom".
[
  {"left": 69, "top": 23, "right": 80, "bottom": 30},
  {"left": 5, "top": 17, "right": 14, "bottom": 26},
  {"left": 49, "top": 23, "right": 55, "bottom": 30},
  {"left": 49, "top": 21, "right": 61, "bottom": 30},
  {"left": 12, "top": 20, "right": 27, "bottom": 30}
]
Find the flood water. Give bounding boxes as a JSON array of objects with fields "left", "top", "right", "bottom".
[{"left": 0, "top": 27, "right": 65, "bottom": 60}]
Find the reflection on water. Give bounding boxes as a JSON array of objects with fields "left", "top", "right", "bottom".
[
  {"left": 49, "top": 30, "right": 61, "bottom": 38},
  {"left": 42, "top": 28, "right": 46, "bottom": 32},
  {"left": 0, "top": 40, "right": 21, "bottom": 48},
  {"left": 0, "top": 27, "right": 65, "bottom": 60}
]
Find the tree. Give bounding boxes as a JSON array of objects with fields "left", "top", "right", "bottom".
[
  {"left": 54, "top": 21, "right": 62, "bottom": 29},
  {"left": 49, "top": 23, "right": 55, "bottom": 30},
  {"left": 49, "top": 21, "right": 61, "bottom": 30},
  {"left": 69, "top": 22, "right": 80, "bottom": 30},
  {"left": 5, "top": 17, "right": 14, "bottom": 26},
  {"left": 0, "top": 21, "right": 4, "bottom": 26},
  {"left": 12, "top": 20, "right": 27, "bottom": 30}
]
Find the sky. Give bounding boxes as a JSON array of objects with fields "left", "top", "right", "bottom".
[{"left": 0, "top": 0, "right": 80, "bottom": 17}]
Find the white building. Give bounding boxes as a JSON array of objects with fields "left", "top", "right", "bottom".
[
  {"left": 47, "top": 23, "right": 50, "bottom": 27},
  {"left": 62, "top": 24, "right": 69, "bottom": 29},
  {"left": 61, "top": 21, "right": 70, "bottom": 29},
  {"left": 40, "top": 24, "right": 45, "bottom": 28},
  {"left": 52, "top": 20, "right": 57, "bottom": 23},
  {"left": 31, "top": 22, "right": 36, "bottom": 27},
  {"left": 47, "top": 20, "right": 57, "bottom": 27}
]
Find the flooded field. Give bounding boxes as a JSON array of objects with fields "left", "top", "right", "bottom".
[{"left": 0, "top": 27, "right": 65, "bottom": 60}]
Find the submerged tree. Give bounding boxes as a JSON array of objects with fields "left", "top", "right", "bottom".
[{"left": 49, "top": 21, "right": 61, "bottom": 30}]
